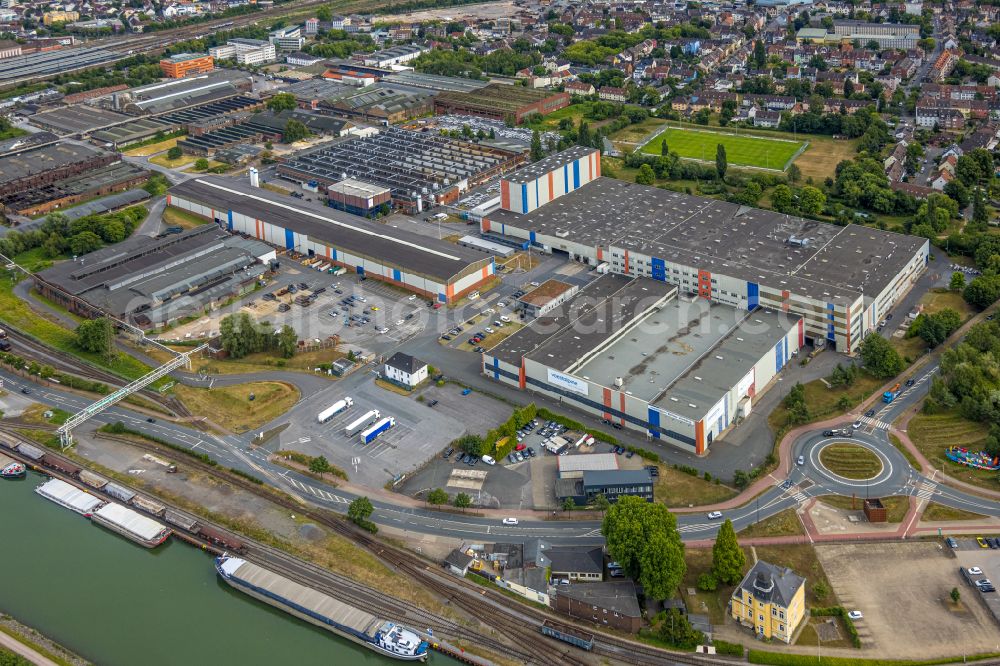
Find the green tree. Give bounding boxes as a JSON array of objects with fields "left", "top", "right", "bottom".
[
  {"left": 309, "top": 455, "right": 330, "bottom": 475},
  {"left": 75, "top": 317, "right": 115, "bottom": 358},
  {"left": 660, "top": 138, "right": 669, "bottom": 156},
  {"left": 771, "top": 184, "right": 795, "bottom": 213},
  {"left": 143, "top": 173, "right": 169, "bottom": 196},
  {"left": 562, "top": 496, "right": 576, "bottom": 513},
  {"left": 194, "top": 157, "right": 210, "bottom": 171},
  {"left": 715, "top": 143, "right": 727, "bottom": 180},
  {"left": 427, "top": 488, "right": 449, "bottom": 506},
  {"left": 955, "top": 155, "right": 982, "bottom": 187},
  {"left": 167, "top": 146, "right": 183, "bottom": 160},
  {"left": 972, "top": 187, "right": 989, "bottom": 227},
  {"left": 798, "top": 185, "right": 826, "bottom": 215},
  {"left": 843, "top": 78, "right": 854, "bottom": 99},
  {"left": 276, "top": 324, "right": 297, "bottom": 358},
  {"left": 963, "top": 275, "right": 1000, "bottom": 310},
  {"left": 753, "top": 39, "right": 766, "bottom": 69},
  {"left": 635, "top": 163, "right": 656, "bottom": 185},
  {"left": 283, "top": 119, "right": 310, "bottom": 143},
  {"left": 711, "top": 519, "right": 746, "bottom": 585},
  {"left": 348, "top": 496, "right": 374, "bottom": 525},
  {"left": 787, "top": 163, "right": 801, "bottom": 184},
  {"left": 316, "top": 5, "right": 332, "bottom": 21},
  {"left": 530, "top": 129, "right": 543, "bottom": 161},
  {"left": 454, "top": 492, "right": 472, "bottom": 511},
  {"left": 219, "top": 312, "right": 260, "bottom": 359},
  {"left": 593, "top": 493, "right": 611, "bottom": 516},
  {"left": 656, "top": 609, "right": 704, "bottom": 650},
  {"left": 267, "top": 92, "right": 297, "bottom": 112},
  {"left": 951, "top": 587, "right": 961, "bottom": 604},
  {"left": 69, "top": 231, "right": 104, "bottom": 256},
  {"left": 603, "top": 496, "right": 686, "bottom": 600},
  {"left": 859, "top": 332, "right": 905, "bottom": 378}
]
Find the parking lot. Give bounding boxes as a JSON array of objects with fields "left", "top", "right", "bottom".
[
  {"left": 952, "top": 536, "right": 1000, "bottom": 628},
  {"left": 278, "top": 380, "right": 512, "bottom": 488},
  {"left": 815, "top": 541, "right": 1000, "bottom": 659}
]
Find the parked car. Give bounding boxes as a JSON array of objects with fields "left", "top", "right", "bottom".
[
  {"left": 427, "top": 400, "right": 438, "bottom": 407},
  {"left": 647, "top": 466, "right": 660, "bottom": 477},
  {"left": 482, "top": 455, "right": 496, "bottom": 465},
  {"left": 978, "top": 537, "right": 989, "bottom": 548},
  {"left": 946, "top": 537, "right": 958, "bottom": 548},
  {"left": 968, "top": 567, "right": 984, "bottom": 576},
  {"left": 442, "top": 448, "right": 454, "bottom": 459},
  {"left": 707, "top": 511, "right": 723, "bottom": 520},
  {"left": 847, "top": 611, "right": 863, "bottom": 621}
]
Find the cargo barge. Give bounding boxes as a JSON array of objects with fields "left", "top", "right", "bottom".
[
  {"left": 35, "top": 478, "right": 105, "bottom": 515},
  {"left": 91, "top": 502, "right": 171, "bottom": 548},
  {"left": 215, "top": 556, "right": 429, "bottom": 661}
]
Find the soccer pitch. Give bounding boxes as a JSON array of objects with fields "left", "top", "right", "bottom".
[{"left": 639, "top": 126, "right": 806, "bottom": 171}]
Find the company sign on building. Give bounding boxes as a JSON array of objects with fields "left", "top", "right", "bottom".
[{"left": 548, "top": 368, "right": 589, "bottom": 395}]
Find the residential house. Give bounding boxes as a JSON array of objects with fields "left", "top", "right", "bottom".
[
  {"left": 548, "top": 546, "right": 603, "bottom": 582},
  {"left": 730, "top": 560, "right": 806, "bottom": 644},
  {"left": 598, "top": 86, "right": 627, "bottom": 102},
  {"left": 383, "top": 352, "right": 428, "bottom": 389},
  {"left": 555, "top": 581, "right": 642, "bottom": 633},
  {"left": 753, "top": 110, "right": 781, "bottom": 128},
  {"left": 564, "top": 81, "right": 595, "bottom": 96}
]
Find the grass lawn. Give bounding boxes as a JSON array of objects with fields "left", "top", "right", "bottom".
[
  {"left": 123, "top": 137, "right": 180, "bottom": 157},
  {"left": 753, "top": 544, "right": 838, "bottom": 608},
  {"left": 0, "top": 275, "right": 155, "bottom": 382},
  {"left": 19, "top": 403, "right": 72, "bottom": 426},
  {"left": 639, "top": 126, "right": 804, "bottom": 170},
  {"left": 922, "top": 502, "right": 987, "bottom": 521},
  {"left": 768, "top": 372, "right": 885, "bottom": 433},
  {"left": 172, "top": 381, "right": 300, "bottom": 433},
  {"left": 889, "top": 433, "right": 921, "bottom": 469},
  {"left": 162, "top": 206, "right": 211, "bottom": 230},
  {"left": 818, "top": 495, "right": 909, "bottom": 523},
  {"left": 819, "top": 443, "right": 883, "bottom": 480},
  {"left": 738, "top": 507, "right": 804, "bottom": 538},
  {"left": 680, "top": 548, "right": 732, "bottom": 624},
  {"left": 654, "top": 464, "right": 738, "bottom": 508},
  {"left": 13, "top": 246, "right": 61, "bottom": 272},
  {"left": 261, "top": 182, "right": 291, "bottom": 196},
  {"left": 183, "top": 159, "right": 227, "bottom": 174},
  {"left": 907, "top": 411, "right": 995, "bottom": 492},
  {"left": 149, "top": 153, "right": 195, "bottom": 169}
]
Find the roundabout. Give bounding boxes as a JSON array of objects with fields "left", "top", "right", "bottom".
[{"left": 817, "top": 442, "right": 885, "bottom": 481}]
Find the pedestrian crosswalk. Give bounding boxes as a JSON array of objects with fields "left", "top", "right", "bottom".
[
  {"left": 284, "top": 476, "right": 350, "bottom": 504},
  {"left": 859, "top": 416, "right": 892, "bottom": 431},
  {"left": 776, "top": 480, "right": 808, "bottom": 503},
  {"left": 915, "top": 480, "right": 937, "bottom": 503}
]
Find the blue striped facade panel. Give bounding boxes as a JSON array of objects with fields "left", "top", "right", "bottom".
[{"left": 747, "top": 282, "right": 759, "bottom": 310}]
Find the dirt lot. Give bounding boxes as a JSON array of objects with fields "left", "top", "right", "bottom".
[{"left": 816, "top": 541, "right": 1000, "bottom": 659}]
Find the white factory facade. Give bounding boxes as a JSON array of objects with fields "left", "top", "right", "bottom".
[{"left": 482, "top": 147, "right": 929, "bottom": 354}]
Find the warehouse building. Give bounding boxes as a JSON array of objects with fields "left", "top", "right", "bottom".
[
  {"left": 110, "top": 70, "right": 253, "bottom": 115},
  {"left": 34, "top": 225, "right": 274, "bottom": 327},
  {"left": 363, "top": 44, "right": 427, "bottom": 67},
  {"left": 327, "top": 178, "right": 391, "bottom": 217},
  {"left": 556, "top": 469, "right": 655, "bottom": 506},
  {"left": 0, "top": 143, "right": 119, "bottom": 199},
  {"left": 166, "top": 177, "right": 495, "bottom": 304},
  {"left": 3, "top": 161, "right": 148, "bottom": 216},
  {"left": 482, "top": 273, "right": 803, "bottom": 455},
  {"left": 434, "top": 84, "right": 570, "bottom": 123},
  {"left": 278, "top": 126, "right": 523, "bottom": 213},
  {"left": 482, "top": 147, "right": 928, "bottom": 354}
]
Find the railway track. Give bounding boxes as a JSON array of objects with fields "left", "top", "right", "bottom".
[
  {"left": 68, "top": 430, "right": 740, "bottom": 666},
  {"left": 1, "top": 327, "right": 193, "bottom": 419}
]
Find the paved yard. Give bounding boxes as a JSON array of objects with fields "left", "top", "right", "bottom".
[{"left": 815, "top": 541, "right": 1000, "bottom": 660}]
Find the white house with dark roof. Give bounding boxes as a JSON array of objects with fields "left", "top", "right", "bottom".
[{"left": 384, "top": 352, "right": 428, "bottom": 388}]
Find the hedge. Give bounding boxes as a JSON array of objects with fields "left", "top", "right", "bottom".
[
  {"left": 810, "top": 606, "right": 860, "bottom": 648},
  {"left": 712, "top": 639, "right": 744, "bottom": 657},
  {"left": 749, "top": 651, "right": 1000, "bottom": 666},
  {"left": 100, "top": 421, "right": 218, "bottom": 467}
]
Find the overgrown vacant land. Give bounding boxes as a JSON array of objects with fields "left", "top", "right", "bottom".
[{"left": 640, "top": 126, "right": 804, "bottom": 170}]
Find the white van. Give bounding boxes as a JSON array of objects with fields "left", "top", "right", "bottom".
[{"left": 500, "top": 315, "right": 511, "bottom": 323}]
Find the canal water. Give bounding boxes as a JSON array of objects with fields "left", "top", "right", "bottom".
[{"left": 1, "top": 471, "right": 457, "bottom": 665}]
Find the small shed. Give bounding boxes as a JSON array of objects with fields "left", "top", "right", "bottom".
[
  {"left": 864, "top": 498, "right": 887, "bottom": 523},
  {"left": 445, "top": 548, "right": 474, "bottom": 576}
]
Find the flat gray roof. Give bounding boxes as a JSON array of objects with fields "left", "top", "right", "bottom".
[
  {"left": 573, "top": 298, "right": 740, "bottom": 403},
  {"left": 383, "top": 71, "right": 490, "bottom": 93},
  {"left": 654, "top": 308, "right": 800, "bottom": 421},
  {"left": 488, "top": 177, "right": 927, "bottom": 303},
  {"left": 0, "top": 142, "right": 109, "bottom": 186},
  {"left": 169, "top": 176, "right": 489, "bottom": 282},
  {"left": 30, "top": 106, "right": 132, "bottom": 134},
  {"left": 490, "top": 274, "right": 676, "bottom": 367},
  {"left": 504, "top": 146, "right": 597, "bottom": 184}
]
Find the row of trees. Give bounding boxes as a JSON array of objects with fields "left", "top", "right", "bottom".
[
  {"left": 906, "top": 308, "right": 963, "bottom": 349},
  {"left": 927, "top": 320, "right": 1000, "bottom": 453},
  {"left": 218, "top": 312, "right": 298, "bottom": 359},
  {"left": 0, "top": 206, "right": 146, "bottom": 261}
]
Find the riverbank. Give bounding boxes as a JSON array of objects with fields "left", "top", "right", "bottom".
[{"left": 0, "top": 615, "right": 88, "bottom": 666}]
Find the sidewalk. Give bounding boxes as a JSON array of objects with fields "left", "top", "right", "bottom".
[{"left": 0, "top": 631, "right": 60, "bottom": 666}]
